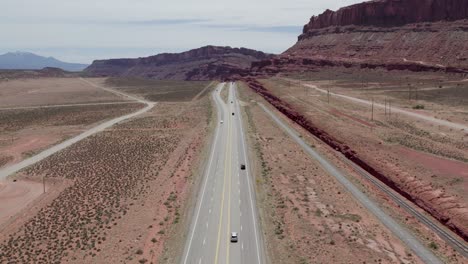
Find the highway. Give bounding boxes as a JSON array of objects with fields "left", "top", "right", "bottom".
[
  {"left": 257, "top": 102, "right": 444, "bottom": 264},
  {"left": 182, "top": 82, "right": 264, "bottom": 264}
]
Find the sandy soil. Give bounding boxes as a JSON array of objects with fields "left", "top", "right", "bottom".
[
  {"left": 0, "top": 180, "right": 43, "bottom": 225},
  {"left": 0, "top": 78, "right": 127, "bottom": 107},
  {"left": 238, "top": 83, "right": 423, "bottom": 264},
  {"left": 104, "top": 77, "right": 212, "bottom": 102},
  {"left": 0, "top": 86, "right": 212, "bottom": 263}
]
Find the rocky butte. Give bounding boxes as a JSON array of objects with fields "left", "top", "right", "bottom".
[
  {"left": 84, "top": 46, "right": 273, "bottom": 80},
  {"left": 252, "top": 0, "right": 468, "bottom": 74}
]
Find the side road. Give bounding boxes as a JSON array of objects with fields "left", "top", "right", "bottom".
[
  {"left": 304, "top": 83, "right": 468, "bottom": 131},
  {"left": 0, "top": 79, "right": 154, "bottom": 180}
]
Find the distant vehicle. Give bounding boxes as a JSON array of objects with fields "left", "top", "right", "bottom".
[
  {"left": 231, "top": 232, "right": 238, "bottom": 243},
  {"left": 220, "top": 120, "right": 224, "bottom": 124},
  {"left": 240, "top": 164, "right": 246, "bottom": 170},
  {"left": 232, "top": 113, "right": 235, "bottom": 116},
  {"left": 231, "top": 101, "right": 233, "bottom": 104}
]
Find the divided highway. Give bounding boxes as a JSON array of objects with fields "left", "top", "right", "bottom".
[{"left": 182, "top": 83, "right": 264, "bottom": 264}]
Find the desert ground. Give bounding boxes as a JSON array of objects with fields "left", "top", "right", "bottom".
[
  {"left": 0, "top": 78, "right": 145, "bottom": 170},
  {"left": 237, "top": 82, "right": 429, "bottom": 264},
  {"left": 245, "top": 69, "right": 467, "bottom": 263},
  {"left": 0, "top": 72, "right": 466, "bottom": 264},
  {"left": 0, "top": 77, "right": 214, "bottom": 263}
]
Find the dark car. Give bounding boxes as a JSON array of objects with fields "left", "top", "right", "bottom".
[
  {"left": 232, "top": 113, "right": 235, "bottom": 116},
  {"left": 240, "top": 164, "right": 246, "bottom": 170}
]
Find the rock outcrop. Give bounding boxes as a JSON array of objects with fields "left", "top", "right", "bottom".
[
  {"left": 84, "top": 46, "right": 272, "bottom": 80},
  {"left": 253, "top": 0, "right": 468, "bottom": 75},
  {"left": 303, "top": 0, "right": 468, "bottom": 31}
]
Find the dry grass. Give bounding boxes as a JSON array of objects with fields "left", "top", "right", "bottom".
[
  {"left": 105, "top": 77, "right": 211, "bottom": 102},
  {"left": 0, "top": 104, "right": 143, "bottom": 133},
  {"left": 0, "top": 78, "right": 125, "bottom": 107}
]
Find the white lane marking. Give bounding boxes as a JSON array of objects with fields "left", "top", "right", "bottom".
[
  {"left": 240, "top": 212, "right": 242, "bottom": 217},
  {"left": 235, "top": 83, "right": 263, "bottom": 264},
  {"left": 241, "top": 225, "right": 243, "bottom": 231},
  {"left": 206, "top": 222, "right": 209, "bottom": 228},
  {"left": 209, "top": 209, "right": 212, "bottom": 214},
  {"left": 203, "top": 238, "right": 206, "bottom": 245},
  {"left": 199, "top": 258, "right": 202, "bottom": 264},
  {"left": 242, "top": 243, "right": 244, "bottom": 250},
  {"left": 182, "top": 83, "right": 225, "bottom": 264}
]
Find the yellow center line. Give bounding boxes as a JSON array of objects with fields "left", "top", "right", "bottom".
[{"left": 214, "top": 88, "right": 231, "bottom": 264}]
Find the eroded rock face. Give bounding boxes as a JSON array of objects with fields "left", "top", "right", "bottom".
[
  {"left": 303, "top": 0, "right": 468, "bottom": 31},
  {"left": 263, "top": 0, "right": 468, "bottom": 74},
  {"left": 84, "top": 46, "right": 272, "bottom": 80}
]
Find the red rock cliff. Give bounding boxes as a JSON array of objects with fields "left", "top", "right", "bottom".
[
  {"left": 303, "top": 0, "right": 468, "bottom": 32},
  {"left": 84, "top": 46, "right": 272, "bottom": 80},
  {"left": 269, "top": 0, "right": 468, "bottom": 73}
]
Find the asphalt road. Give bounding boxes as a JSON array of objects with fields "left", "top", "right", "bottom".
[
  {"left": 257, "top": 102, "right": 443, "bottom": 264},
  {"left": 0, "top": 79, "right": 154, "bottom": 180},
  {"left": 182, "top": 82, "right": 264, "bottom": 264}
]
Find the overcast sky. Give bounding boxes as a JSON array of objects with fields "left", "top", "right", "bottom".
[{"left": 1, "top": 0, "right": 363, "bottom": 63}]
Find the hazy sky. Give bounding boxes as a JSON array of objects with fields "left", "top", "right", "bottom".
[{"left": 1, "top": 0, "right": 363, "bottom": 63}]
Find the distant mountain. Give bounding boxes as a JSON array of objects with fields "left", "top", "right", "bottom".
[
  {"left": 84, "top": 46, "right": 273, "bottom": 80},
  {"left": 0, "top": 52, "right": 88, "bottom": 72}
]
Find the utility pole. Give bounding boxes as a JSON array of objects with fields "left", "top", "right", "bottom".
[
  {"left": 43, "top": 175, "right": 46, "bottom": 193},
  {"left": 389, "top": 100, "right": 391, "bottom": 117},
  {"left": 327, "top": 89, "right": 330, "bottom": 104},
  {"left": 408, "top": 84, "right": 411, "bottom": 101},
  {"left": 384, "top": 98, "right": 387, "bottom": 116},
  {"left": 371, "top": 97, "right": 374, "bottom": 121}
]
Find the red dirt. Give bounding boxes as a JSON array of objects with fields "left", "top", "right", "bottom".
[
  {"left": 0, "top": 133, "right": 58, "bottom": 167},
  {"left": 329, "top": 108, "right": 374, "bottom": 128},
  {"left": 398, "top": 147, "right": 468, "bottom": 179},
  {"left": 0, "top": 181, "right": 43, "bottom": 225},
  {"left": 239, "top": 84, "right": 422, "bottom": 263},
  {"left": 0, "top": 78, "right": 125, "bottom": 107},
  {"left": 243, "top": 77, "right": 468, "bottom": 242}
]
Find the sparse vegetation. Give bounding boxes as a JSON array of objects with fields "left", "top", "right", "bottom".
[
  {"left": 0, "top": 93, "right": 211, "bottom": 263},
  {"left": 429, "top": 241, "right": 439, "bottom": 250},
  {"left": 105, "top": 78, "right": 211, "bottom": 102}
]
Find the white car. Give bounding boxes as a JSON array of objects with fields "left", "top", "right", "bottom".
[
  {"left": 220, "top": 120, "right": 224, "bottom": 124},
  {"left": 231, "top": 232, "right": 238, "bottom": 243}
]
